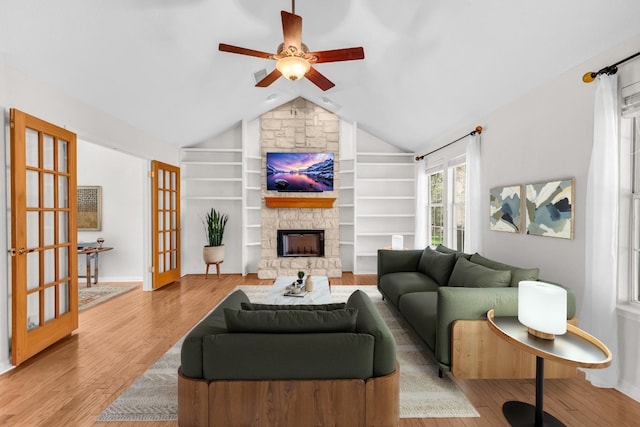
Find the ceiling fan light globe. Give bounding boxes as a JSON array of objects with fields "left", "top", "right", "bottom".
[{"left": 276, "top": 56, "right": 310, "bottom": 80}]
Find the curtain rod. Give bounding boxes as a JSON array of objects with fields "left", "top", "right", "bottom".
[
  {"left": 582, "top": 50, "right": 640, "bottom": 83},
  {"left": 415, "top": 126, "right": 483, "bottom": 161}
]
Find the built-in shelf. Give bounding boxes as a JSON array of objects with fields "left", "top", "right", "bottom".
[
  {"left": 264, "top": 197, "right": 336, "bottom": 209},
  {"left": 185, "top": 177, "right": 242, "bottom": 182},
  {"left": 181, "top": 162, "right": 243, "bottom": 167},
  {"left": 182, "top": 148, "right": 243, "bottom": 153},
  {"left": 357, "top": 232, "right": 413, "bottom": 236},
  {"left": 186, "top": 196, "right": 242, "bottom": 201},
  {"left": 357, "top": 196, "right": 414, "bottom": 200},
  {"left": 357, "top": 214, "right": 415, "bottom": 218}
]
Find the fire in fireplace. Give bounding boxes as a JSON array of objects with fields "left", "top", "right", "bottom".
[{"left": 277, "top": 230, "right": 325, "bottom": 257}]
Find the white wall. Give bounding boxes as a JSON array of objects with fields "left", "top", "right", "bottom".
[
  {"left": 77, "top": 140, "right": 145, "bottom": 282},
  {"left": 416, "top": 33, "right": 640, "bottom": 400}
]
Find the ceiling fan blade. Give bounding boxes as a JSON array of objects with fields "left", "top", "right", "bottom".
[
  {"left": 305, "top": 67, "right": 335, "bottom": 91},
  {"left": 255, "top": 68, "right": 282, "bottom": 88},
  {"left": 281, "top": 11, "right": 302, "bottom": 51},
  {"left": 308, "top": 47, "right": 365, "bottom": 63},
  {"left": 219, "top": 43, "right": 274, "bottom": 59}
]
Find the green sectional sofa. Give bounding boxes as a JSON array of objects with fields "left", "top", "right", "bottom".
[
  {"left": 378, "top": 245, "right": 577, "bottom": 379},
  {"left": 178, "top": 289, "right": 399, "bottom": 427}
]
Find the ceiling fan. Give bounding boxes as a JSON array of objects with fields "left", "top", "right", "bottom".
[{"left": 219, "top": 1, "right": 364, "bottom": 91}]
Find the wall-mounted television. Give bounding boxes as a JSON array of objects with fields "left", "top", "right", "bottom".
[{"left": 266, "top": 152, "right": 334, "bottom": 192}]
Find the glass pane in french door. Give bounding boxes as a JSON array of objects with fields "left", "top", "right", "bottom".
[{"left": 24, "top": 128, "right": 72, "bottom": 328}]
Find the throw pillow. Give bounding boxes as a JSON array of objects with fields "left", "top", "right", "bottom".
[
  {"left": 435, "top": 244, "right": 472, "bottom": 260},
  {"left": 224, "top": 308, "right": 358, "bottom": 333},
  {"left": 240, "top": 302, "right": 346, "bottom": 311},
  {"left": 448, "top": 257, "right": 512, "bottom": 288},
  {"left": 469, "top": 253, "right": 539, "bottom": 287},
  {"left": 418, "top": 247, "right": 456, "bottom": 286}
]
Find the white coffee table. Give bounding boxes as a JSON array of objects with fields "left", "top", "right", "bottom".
[{"left": 263, "top": 276, "right": 332, "bottom": 304}]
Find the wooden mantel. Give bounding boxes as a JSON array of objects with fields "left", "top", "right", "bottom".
[{"left": 264, "top": 197, "right": 336, "bottom": 209}]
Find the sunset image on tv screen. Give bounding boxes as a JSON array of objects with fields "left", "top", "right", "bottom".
[{"left": 266, "top": 152, "right": 334, "bottom": 192}]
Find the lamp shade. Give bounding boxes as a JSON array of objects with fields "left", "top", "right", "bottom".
[
  {"left": 391, "top": 235, "right": 403, "bottom": 250},
  {"left": 518, "top": 281, "right": 567, "bottom": 338},
  {"left": 276, "top": 56, "right": 310, "bottom": 80}
]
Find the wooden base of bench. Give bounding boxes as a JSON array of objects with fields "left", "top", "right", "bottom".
[
  {"left": 178, "top": 365, "right": 399, "bottom": 427},
  {"left": 451, "top": 319, "right": 578, "bottom": 379}
]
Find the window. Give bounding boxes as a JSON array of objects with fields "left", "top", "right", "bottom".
[
  {"left": 428, "top": 171, "right": 444, "bottom": 246},
  {"left": 630, "top": 117, "right": 640, "bottom": 303},
  {"left": 426, "top": 157, "right": 466, "bottom": 251}
]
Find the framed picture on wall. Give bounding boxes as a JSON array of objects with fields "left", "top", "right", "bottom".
[
  {"left": 525, "top": 178, "right": 574, "bottom": 239},
  {"left": 489, "top": 185, "right": 522, "bottom": 233},
  {"left": 77, "top": 186, "right": 102, "bottom": 231}
]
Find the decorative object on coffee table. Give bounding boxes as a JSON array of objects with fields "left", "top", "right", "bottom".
[
  {"left": 265, "top": 276, "right": 331, "bottom": 304},
  {"left": 305, "top": 260, "right": 314, "bottom": 291},
  {"left": 306, "top": 275, "right": 315, "bottom": 292},
  {"left": 202, "top": 208, "right": 228, "bottom": 278}
]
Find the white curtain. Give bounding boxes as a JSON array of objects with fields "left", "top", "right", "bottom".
[
  {"left": 581, "top": 74, "right": 619, "bottom": 387},
  {"left": 415, "top": 162, "right": 427, "bottom": 248},
  {"left": 464, "top": 133, "right": 482, "bottom": 253}
]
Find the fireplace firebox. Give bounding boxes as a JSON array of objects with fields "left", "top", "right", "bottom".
[{"left": 277, "top": 230, "right": 325, "bottom": 258}]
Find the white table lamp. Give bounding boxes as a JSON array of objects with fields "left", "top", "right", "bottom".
[
  {"left": 518, "top": 281, "right": 567, "bottom": 340},
  {"left": 391, "top": 235, "right": 403, "bottom": 250}
]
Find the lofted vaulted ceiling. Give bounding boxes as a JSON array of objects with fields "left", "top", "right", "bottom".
[{"left": 1, "top": 0, "right": 639, "bottom": 152}]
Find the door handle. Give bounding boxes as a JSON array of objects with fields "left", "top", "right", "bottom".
[{"left": 8, "top": 247, "right": 36, "bottom": 256}]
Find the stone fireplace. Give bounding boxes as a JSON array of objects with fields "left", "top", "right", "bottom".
[{"left": 258, "top": 98, "right": 342, "bottom": 279}]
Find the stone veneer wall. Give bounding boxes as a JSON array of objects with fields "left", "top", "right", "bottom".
[{"left": 258, "top": 98, "right": 342, "bottom": 279}]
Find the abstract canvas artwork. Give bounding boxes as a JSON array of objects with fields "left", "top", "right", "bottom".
[
  {"left": 77, "top": 186, "right": 102, "bottom": 231},
  {"left": 525, "top": 178, "right": 574, "bottom": 239},
  {"left": 490, "top": 185, "right": 522, "bottom": 233}
]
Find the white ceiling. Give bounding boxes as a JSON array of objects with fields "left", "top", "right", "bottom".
[{"left": 1, "top": 0, "right": 639, "bottom": 153}]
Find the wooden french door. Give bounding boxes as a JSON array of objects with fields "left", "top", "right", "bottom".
[
  {"left": 151, "top": 161, "right": 181, "bottom": 289},
  {"left": 9, "top": 109, "right": 78, "bottom": 366}
]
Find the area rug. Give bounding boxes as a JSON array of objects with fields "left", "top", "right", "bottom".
[
  {"left": 96, "top": 285, "right": 479, "bottom": 421},
  {"left": 78, "top": 283, "right": 138, "bottom": 311}
]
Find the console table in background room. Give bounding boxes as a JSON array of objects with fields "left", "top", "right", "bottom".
[{"left": 77, "top": 247, "right": 113, "bottom": 287}]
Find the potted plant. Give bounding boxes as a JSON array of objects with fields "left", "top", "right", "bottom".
[
  {"left": 202, "top": 208, "right": 228, "bottom": 265},
  {"left": 297, "top": 270, "right": 305, "bottom": 285}
]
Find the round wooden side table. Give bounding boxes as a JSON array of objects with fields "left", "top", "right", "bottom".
[{"left": 487, "top": 309, "right": 611, "bottom": 427}]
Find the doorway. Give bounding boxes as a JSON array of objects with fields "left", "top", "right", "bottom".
[{"left": 76, "top": 140, "right": 145, "bottom": 284}]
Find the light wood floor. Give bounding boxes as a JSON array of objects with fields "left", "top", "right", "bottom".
[{"left": 1, "top": 273, "right": 639, "bottom": 427}]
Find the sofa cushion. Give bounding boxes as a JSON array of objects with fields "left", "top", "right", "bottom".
[
  {"left": 379, "top": 272, "right": 440, "bottom": 307},
  {"left": 241, "top": 302, "right": 346, "bottom": 311},
  {"left": 469, "top": 253, "right": 539, "bottom": 287},
  {"left": 448, "top": 257, "right": 512, "bottom": 288},
  {"left": 224, "top": 308, "right": 358, "bottom": 333},
  {"left": 398, "top": 292, "right": 438, "bottom": 351},
  {"left": 418, "top": 247, "right": 456, "bottom": 286},
  {"left": 203, "top": 333, "right": 374, "bottom": 380},
  {"left": 435, "top": 244, "right": 472, "bottom": 260}
]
